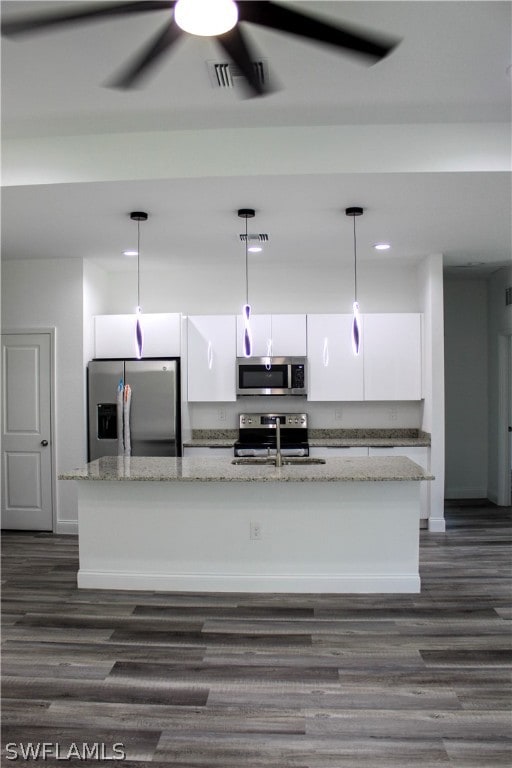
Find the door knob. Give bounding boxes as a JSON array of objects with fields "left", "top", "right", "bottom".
[{"left": 41, "top": 439, "right": 49, "bottom": 446}]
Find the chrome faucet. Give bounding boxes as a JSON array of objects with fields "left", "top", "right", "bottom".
[{"left": 275, "top": 417, "right": 283, "bottom": 467}]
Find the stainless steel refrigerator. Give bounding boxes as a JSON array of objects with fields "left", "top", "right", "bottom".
[{"left": 87, "top": 359, "right": 181, "bottom": 461}]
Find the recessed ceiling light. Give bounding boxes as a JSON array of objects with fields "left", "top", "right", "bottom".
[
  {"left": 373, "top": 243, "right": 391, "bottom": 251},
  {"left": 123, "top": 249, "right": 138, "bottom": 257},
  {"left": 248, "top": 245, "right": 263, "bottom": 253}
]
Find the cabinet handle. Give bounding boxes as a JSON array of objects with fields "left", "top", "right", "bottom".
[
  {"left": 322, "top": 337, "right": 329, "bottom": 367},
  {"left": 265, "top": 339, "right": 273, "bottom": 370},
  {"left": 207, "top": 341, "right": 213, "bottom": 370}
]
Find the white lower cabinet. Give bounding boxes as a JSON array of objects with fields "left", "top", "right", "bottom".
[
  {"left": 368, "top": 446, "right": 430, "bottom": 521},
  {"left": 183, "top": 446, "right": 234, "bottom": 457},
  {"left": 187, "top": 315, "right": 236, "bottom": 402},
  {"left": 309, "top": 446, "right": 369, "bottom": 458}
]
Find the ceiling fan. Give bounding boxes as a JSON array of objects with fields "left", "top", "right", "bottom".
[{"left": 1, "top": 0, "right": 400, "bottom": 97}]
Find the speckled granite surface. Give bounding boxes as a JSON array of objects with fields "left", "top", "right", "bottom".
[
  {"left": 60, "top": 455, "right": 434, "bottom": 483},
  {"left": 183, "top": 428, "right": 431, "bottom": 448}
]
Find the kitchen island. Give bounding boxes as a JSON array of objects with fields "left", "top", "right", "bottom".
[{"left": 61, "top": 456, "right": 433, "bottom": 594}]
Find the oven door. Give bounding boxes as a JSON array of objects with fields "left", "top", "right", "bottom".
[{"left": 236, "top": 359, "right": 290, "bottom": 395}]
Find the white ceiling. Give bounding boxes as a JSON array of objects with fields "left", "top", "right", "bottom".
[{"left": 1, "top": 0, "right": 511, "bottom": 276}]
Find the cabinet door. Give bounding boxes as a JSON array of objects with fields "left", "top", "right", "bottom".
[
  {"left": 139, "top": 314, "right": 181, "bottom": 357},
  {"left": 183, "top": 446, "right": 234, "bottom": 457},
  {"left": 235, "top": 314, "right": 307, "bottom": 357},
  {"left": 236, "top": 314, "right": 272, "bottom": 357},
  {"left": 187, "top": 315, "right": 236, "bottom": 402},
  {"left": 94, "top": 313, "right": 181, "bottom": 359},
  {"left": 94, "top": 315, "right": 138, "bottom": 359},
  {"left": 271, "top": 315, "right": 307, "bottom": 356},
  {"left": 306, "top": 314, "right": 364, "bottom": 401},
  {"left": 363, "top": 314, "right": 422, "bottom": 400},
  {"left": 309, "top": 446, "right": 369, "bottom": 457}
]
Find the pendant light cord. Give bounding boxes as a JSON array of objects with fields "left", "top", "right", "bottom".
[
  {"left": 353, "top": 213, "right": 357, "bottom": 303},
  {"left": 245, "top": 215, "right": 249, "bottom": 306},
  {"left": 137, "top": 219, "right": 141, "bottom": 309}
]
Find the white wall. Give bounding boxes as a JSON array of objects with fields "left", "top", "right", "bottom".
[
  {"left": 444, "top": 277, "right": 488, "bottom": 498},
  {"left": 105, "top": 261, "right": 422, "bottom": 315},
  {"left": 1, "top": 258, "right": 86, "bottom": 532},
  {"left": 82, "top": 261, "right": 109, "bottom": 469},
  {"left": 418, "top": 254, "right": 445, "bottom": 531},
  {"left": 83, "top": 261, "right": 109, "bottom": 365},
  {"left": 487, "top": 265, "right": 512, "bottom": 503}
]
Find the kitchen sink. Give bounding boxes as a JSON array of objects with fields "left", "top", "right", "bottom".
[{"left": 232, "top": 457, "right": 326, "bottom": 466}]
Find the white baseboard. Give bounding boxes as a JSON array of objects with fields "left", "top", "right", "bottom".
[
  {"left": 444, "top": 487, "right": 488, "bottom": 500},
  {"left": 428, "top": 517, "right": 446, "bottom": 532},
  {"left": 55, "top": 520, "right": 78, "bottom": 535},
  {"left": 77, "top": 570, "right": 421, "bottom": 594}
]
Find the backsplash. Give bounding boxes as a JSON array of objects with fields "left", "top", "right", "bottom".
[
  {"left": 309, "top": 427, "right": 428, "bottom": 439},
  {"left": 188, "top": 400, "right": 423, "bottom": 430}
]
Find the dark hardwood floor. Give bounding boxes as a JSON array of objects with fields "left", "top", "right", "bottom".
[{"left": 2, "top": 501, "right": 511, "bottom": 766}]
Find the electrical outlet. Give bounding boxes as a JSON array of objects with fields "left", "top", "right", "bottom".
[
  {"left": 250, "top": 521, "right": 262, "bottom": 540},
  {"left": 218, "top": 408, "right": 226, "bottom": 421},
  {"left": 389, "top": 407, "right": 398, "bottom": 422},
  {"left": 334, "top": 408, "right": 343, "bottom": 421}
]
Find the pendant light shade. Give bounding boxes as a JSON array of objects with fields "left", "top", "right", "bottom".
[
  {"left": 130, "top": 211, "right": 148, "bottom": 359},
  {"left": 238, "top": 208, "right": 255, "bottom": 358},
  {"left": 346, "top": 206, "right": 363, "bottom": 356}
]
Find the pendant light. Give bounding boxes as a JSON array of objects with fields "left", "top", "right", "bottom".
[
  {"left": 345, "top": 206, "right": 363, "bottom": 356},
  {"left": 238, "top": 207, "right": 255, "bottom": 358},
  {"left": 129, "top": 211, "right": 148, "bottom": 359}
]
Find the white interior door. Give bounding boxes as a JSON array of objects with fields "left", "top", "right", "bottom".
[{"left": 1, "top": 333, "right": 53, "bottom": 530}]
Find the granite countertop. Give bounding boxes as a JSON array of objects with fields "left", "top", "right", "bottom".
[
  {"left": 60, "top": 455, "right": 434, "bottom": 483},
  {"left": 183, "top": 429, "right": 431, "bottom": 449}
]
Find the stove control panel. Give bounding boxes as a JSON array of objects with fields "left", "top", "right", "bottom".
[{"left": 239, "top": 413, "right": 308, "bottom": 429}]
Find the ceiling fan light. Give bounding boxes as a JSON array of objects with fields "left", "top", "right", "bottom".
[{"left": 174, "top": 0, "right": 238, "bottom": 37}]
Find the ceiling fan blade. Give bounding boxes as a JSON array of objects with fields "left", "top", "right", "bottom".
[
  {"left": 108, "top": 17, "right": 182, "bottom": 88},
  {"left": 1, "top": 1, "right": 172, "bottom": 38},
  {"left": 216, "top": 25, "right": 269, "bottom": 97},
  {"left": 237, "top": 1, "right": 399, "bottom": 63}
]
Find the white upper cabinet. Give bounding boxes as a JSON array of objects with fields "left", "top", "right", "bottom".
[
  {"left": 363, "top": 313, "right": 422, "bottom": 400},
  {"left": 187, "top": 315, "right": 236, "bottom": 402},
  {"left": 306, "top": 314, "right": 364, "bottom": 401},
  {"left": 272, "top": 314, "right": 307, "bottom": 356},
  {"left": 236, "top": 314, "right": 307, "bottom": 357},
  {"left": 236, "top": 314, "right": 272, "bottom": 357},
  {"left": 94, "top": 313, "right": 181, "bottom": 359}
]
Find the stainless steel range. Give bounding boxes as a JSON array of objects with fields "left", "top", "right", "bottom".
[{"left": 234, "top": 413, "right": 309, "bottom": 457}]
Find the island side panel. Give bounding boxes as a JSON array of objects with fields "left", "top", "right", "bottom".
[{"left": 76, "top": 480, "right": 421, "bottom": 593}]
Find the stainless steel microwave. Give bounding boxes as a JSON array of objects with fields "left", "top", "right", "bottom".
[{"left": 236, "top": 357, "right": 307, "bottom": 396}]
